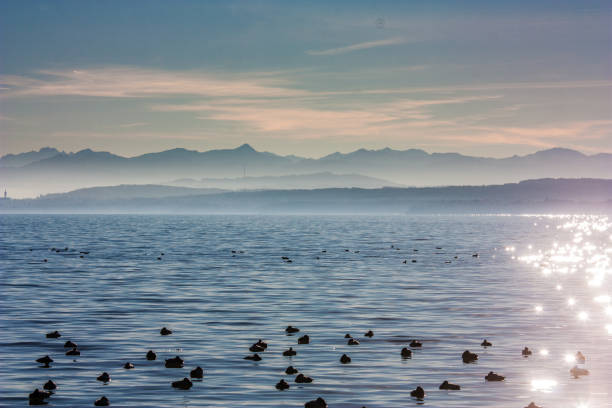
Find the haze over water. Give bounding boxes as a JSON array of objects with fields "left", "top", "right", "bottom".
[{"left": 0, "top": 214, "right": 610, "bottom": 407}]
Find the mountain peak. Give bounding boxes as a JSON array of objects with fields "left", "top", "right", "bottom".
[{"left": 235, "top": 143, "right": 256, "bottom": 152}]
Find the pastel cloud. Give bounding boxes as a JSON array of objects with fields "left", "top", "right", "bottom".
[{"left": 306, "top": 37, "right": 408, "bottom": 56}]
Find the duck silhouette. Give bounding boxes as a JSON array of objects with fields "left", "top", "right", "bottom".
[
  {"left": 485, "top": 371, "right": 505, "bottom": 381},
  {"left": 146, "top": 350, "right": 156, "bottom": 360},
  {"left": 462, "top": 350, "right": 478, "bottom": 363},
  {"left": 285, "top": 366, "right": 298, "bottom": 374},
  {"left": 570, "top": 366, "right": 589, "bottom": 377},
  {"left": 165, "top": 356, "right": 184, "bottom": 368},
  {"left": 481, "top": 339, "right": 492, "bottom": 347},
  {"left": 94, "top": 396, "right": 109, "bottom": 406},
  {"left": 410, "top": 386, "right": 425, "bottom": 398},
  {"left": 96, "top": 372, "right": 111, "bottom": 383},
  {"left": 347, "top": 338, "right": 359, "bottom": 345},
  {"left": 295, "top": 373, "right": 313, "bottom": 383},
  {"left": 364, "top": 330, "right": 374, "bottom": 337},
  {"left": 28, "top": 388, "right": 51, "bottom": 405},
  {"left": 63, "top": 340, "right": 77, "bottom": 348},
  {"left": 298, "top": 335, "right": 310, "bottom": 344},
  {"left": 275, "top": 379, "right": 290, "bottom": 390},
  {"left": 43, "top": 380, "right": 56, "bottom": 391},
  {"left": 283, "top": 347, "right": 297, "bottom": 356},
  {"left": 409, "top": 340, "right": 422, "bottom": 347},
  {"left": 401, "top": 348, "right": 412, "bottom": 358},
  {"left": 171, "top": 377, "right": 193, "bottom": 390},
  {"left": 305, "top": 397, "right": 327, "bottom": 408},
  {"left": 250, "top": 343, "right": 265, "bottom": 352},
  {"left": 244, "top": 353, "right": 262, "bottom": 361},
  {"left": 36, "top": 355, "right": 53, "bottom": 368},
  {"left": 522, "top": 347, "right": 532, "bottom": 356},
  {"left": 576, "top": 351, "right": 586, "bottom": 364},
  {"left": 439, "top": 380, "right": 460, "bottom": 390},
  {"left": 285, "top": 326, "right": 300, "bottom": 334},
  {"left": 340, "top": 354, "right": 351, "bottom": 364},
  {"left": 46, "top": 331, "right": 61, "bottom": 339},
  {"left": 344, "top": 333, "right": 352, "bottom": 338},
  {"left": 65, "top": 347, "right": 80, "bottom": 356},
  {"left": 255, "top": 339, "right": 268, "bottom": 349},
  {"left": 124, "top": 362, "right": 134, "bottom": 369},
  {"left": 190, "top": 366, "right": 204, "bottom": 378},
  {"left": 160, "top": 327, "right": 172, "bottom": 336}
]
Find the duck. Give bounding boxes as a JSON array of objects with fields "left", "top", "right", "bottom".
[
  {"left": 36, "top": 355, "right": 53, "bottom": 368},
  {"left": 96, "top": 372, "right": 111, "bottom": 382},
  {"left": 146, "top": 350, "right": 157, "bottom": 360},
  {"left": 160, "top": 327, "right": 172, "bottom": 336},
  {"left": 190, "top": 366, "right": 204, "bottom": 378},
  {"left": 249, "top": 343, "right": 265, "bottom": 352},
  {"left": 401, "top": 347, "right": 412, "bottom": 358},
  {"left": 570, "top": 366, "right": 589, "bottom": 377},
  {"left": 46, "top": 331, "right": 61, "bottom": 339},
  {"left": 522, "top": 347, "right": 532, "bottom": 356},
  {"left": 576, "top": 351, "right": 586, "bottom": 364},
  {"left": 285, "top": 326, "right": 300, "bottom": 333},
  {"left": 340, "top": 354, "right": 351, "bottom": 364},
  {"left": 364, "top": 330, "right": 374, "bottom": 338},
  {"left": 298, "top": 335, "right": 310, "bottom": 344},
  {"left": 524, "top": 403, "right": 542, "bottom": 408},
  {"left": 165, "top": 356, "right": 184, "bottom": 368},
  {"left": 124, "top": 362, "right": 134, "bottom": 369},
  {"left": 344, "top": 333, "right": 352, "bottom": 338},
  {"left": 410, "top": 386, "right": 425, "bottom": 398},
  {"left": 171, "top": 377, "right": 193, "bottom": 390},
  {"left": 481, "top": 339, "right": 492, "bottom": 347},
  {"left": 275, "top": 379, "right": 290, "bottom": 390},
  {"left": 285, "top": 366, "right": 298, "bottom": 374},
  {"left": 244, "top": 353, "right": 262, "bottom": 361},
  {"left": 347, "top": 338, "right": 360, "bottom": 345},
  {"left": 65, "top": 347, "right": 80, "bottom": 356},
  {"left": 305, "top": 397, "right": 328, "bottom": 408},
  {"left": 28, "top": 388, "right": 51, "bottom": 405},
  {"left": 462, "top": 350, "right": 478, "bottom": 363},
  {"left": 43, "top": 380, "right": 57, "bottom": 391},
  {"left": 485, "top": 371, "right": 505, "bottom": 381},
  {"left": 94, "top": 396, "right": 110, "bottom": 406},
  {"left": 64, "top": 340, "right": 77, "bottom": 348},
  {"left": 283, "top": 347, "right": 297, "bottom": 356},
  {"left": 255, "top": 339, "right": 268, "bottom": 349},
  {"left": 439, "top": 380, "right": 460, "bottom": 390},
  {"left": 409, "top": 340, "right": 422, "bottom": 347},
  {"left": 295, "top": 373, "right": 313, "bottom": 383}
]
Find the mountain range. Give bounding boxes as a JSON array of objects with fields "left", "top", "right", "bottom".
[{"left": 1, "top": 144, "right": 611, "bottom": 198}]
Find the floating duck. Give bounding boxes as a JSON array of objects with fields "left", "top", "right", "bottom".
[
  {"left": 410, "top": 386, "right": 425, "bottom": 398},
  {"left": 165, "top": 356, "right": 184, "bottom": 368},
  {"left": 36, "top": 355, "right": 53, "bottom": 368},
  {"left": 160, "top": 327, "right": 172, "bottom": 336},
  {"left": 462, "top": 350, "right": 478, "bottom": 363},
  {"left": 285, "top": 366, "right": 298, "bottom": 374},
  {"left": 305, "top": 397, "right": 327, "bottom": 408},
  {"left": 485, "top": 371, "right": 505, "bottom": 381},
  {"left": 124, "top": 362, "right": 134, "bottom": 369},
  {"left": 146, "top": 350, "right": 157, "bottom": 360},
  {"left": 190, "top": 366, "right": 203, "bottom": 378},
  {"left": 295, "top": 373, "right": 313, "bottom": 383},
  {"left": 43, "top": 380, "right": 56, "bottom": 391},
  {"left": 481, "top": 339, "right": 492, "bottom": 347},
  {"left": 96, "top": 372, "right": 111, "bottom": 383},
  {"left": 570, "top": 366, "right": 589, "bottom": 377},
  {"left": 64, "top": 340, "right": 77, "bottom": 348},
  {"left": 250, "top": 343, "right": 265, "bottom": 352},
  {"left": 576, "top": 351, "right": 586, "bottom": 364},
  {"left": 439, "top": 380, "right": 460, "bottom": 390},
  {"left": 298, "top": 335, "right": 310, "bottom": 344},
  {"left": 94, "top": 396, "right": 109, "bottom": 406},
  {"left": 28, "top": 388, "right": 51, "bottom": 405},
  {"left": 344, "top": 333, "right": 352, "bottom": 338},
  {"left": 522, "top": 347, "right": 532, "bottom": 356},
  {"left": 283, "top": 347, "right": 297, "bottom": 356},
  {"left": 409, "top": 340, "right": 422, "bottom": 347},
  {"left": 244, "top": 354, "right": 261, "bottom": 361},
  {"left": 340, "top": 354, "right": 351, "bottom": 364},
  {"left": 401, "top": 348, "right": 412, "bottom": 358},
  {"left": 46, "top": 331, "right": 61, "bottom": 339},
  {"left": 286, "top": 326, "right": 300, "bottom": 333},
  {"left": 364, "top": 330, "right": 374, "bottom": 337},
  {"left": 66, "top": 347, "right": 80, "bottom": 356},
  {"left": 275, "top": 379, "right": 290, "bottom": 390},
  {"left": 255, "top": 339, "right": 268, "bottom": 349},
  {"left": 171, "top": 377, "right": 193, "bottom": 390},
  {"left": 347, "top": 338, "right": 360, "bottom": 346}
]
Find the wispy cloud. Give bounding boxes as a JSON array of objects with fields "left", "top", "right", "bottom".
[
  {"left": 118, "top": 122, "right": 147, "bottom": 128},
  {"left": 306, "top": 37, "right": 407, "bottom": 56}
]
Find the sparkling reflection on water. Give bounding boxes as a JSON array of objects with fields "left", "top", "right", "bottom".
[{"left": 0, "top": 214, "right": 610, "bottom": 407}]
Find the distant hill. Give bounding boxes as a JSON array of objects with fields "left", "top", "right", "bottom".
[
  {"left": 1, "top": 144, "right": 611, "bottom": 198},
  {"left": 0, "top": 147, "right": 61, "bottom": 168},
  {"left": 2, "top": 178, "right": 610, "bottom": 214}
]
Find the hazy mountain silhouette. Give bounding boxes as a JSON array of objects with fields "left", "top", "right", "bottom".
[
  {"left": 1, "top": 144, "right": 610, "bottom": 198},
  {"left": 0, "top": 147, "right": 61, "bottom": 168}
]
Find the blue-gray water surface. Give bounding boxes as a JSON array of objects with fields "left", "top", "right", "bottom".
[{"left": 0, "top": 214, "right": 610, "bottom": 407}]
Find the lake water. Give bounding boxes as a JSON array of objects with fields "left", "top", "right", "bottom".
[{"left": 0, "top": 214, "right": 610, "bottom": 407}]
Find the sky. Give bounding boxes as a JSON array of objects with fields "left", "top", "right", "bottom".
[{"left": 0, "top": 0, "right": 610, "bottom": 158}]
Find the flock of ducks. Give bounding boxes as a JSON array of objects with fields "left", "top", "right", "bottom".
[{"left": 28, "top": 326, "right": 589, "bottom": 407}]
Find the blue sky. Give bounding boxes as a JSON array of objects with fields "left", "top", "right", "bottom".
[{"left": 0, "top": 0, "right": 610, "bottom": 157}]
